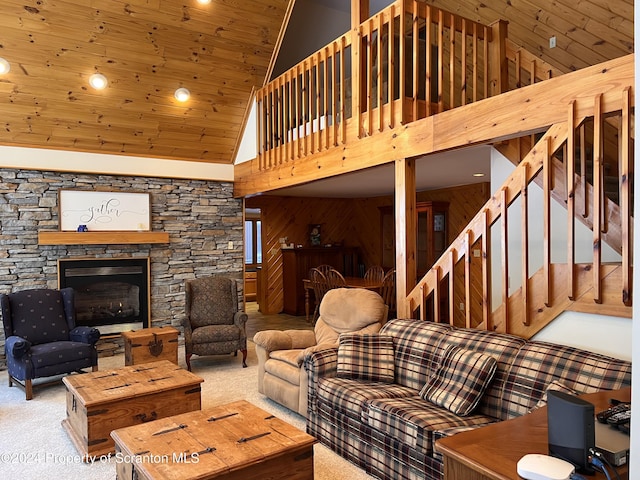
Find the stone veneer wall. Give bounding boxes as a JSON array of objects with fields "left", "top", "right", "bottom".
[{"left": 0, "top": 168, "right": 244, "bottom": 361}]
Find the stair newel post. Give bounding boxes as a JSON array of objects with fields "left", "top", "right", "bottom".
[
  {"left": 566, "top": 102, "right": 576, "bottom": 301},
  {"left": 487, "top": 19, "right": 508, "bottom": 97}
]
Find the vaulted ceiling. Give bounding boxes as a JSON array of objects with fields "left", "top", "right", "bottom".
[
  {"left": 0, "top": 0, "right": 633, "bottom": 170},
  {"left": 0, "top": 0, "right": 290, "bottom": 165}
]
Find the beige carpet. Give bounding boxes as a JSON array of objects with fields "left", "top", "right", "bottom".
[{"left": 0, "top": 342, "right": 375, "bottom": 479}]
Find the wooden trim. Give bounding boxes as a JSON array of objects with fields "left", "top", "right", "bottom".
[{"left": 621, "top": 87, "right": 632, "bottom": 306}]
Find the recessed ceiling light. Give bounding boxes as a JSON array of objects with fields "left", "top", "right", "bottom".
[
  {"left": 0, "top": 57, "right": 10, "bottom": 74},
  {"left": 472, "top": 172, "right": 485, "bottom": 177},
  {"left": 196, "top": 0, "right": 212, "bottom": 4},
  {"left": 89, "top": 73, "right": 108, "bottom": 90},
  {"left": 174, "top": 87, "right": 191, "bottom": 102}
]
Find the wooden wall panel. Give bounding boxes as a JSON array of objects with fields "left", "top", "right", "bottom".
[{"left": 247, "top": 182, "right": 490, "bottom": 314}]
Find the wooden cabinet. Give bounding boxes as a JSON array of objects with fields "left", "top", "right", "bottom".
[
  {"left": 282, "top": 247, "right": 359, "bottom": 315},
  {"left": 245, "top": 270, "right": 257, "bottom": 301},
  {"left": 417, "top": 201, "right": 449, "bottom": 277},
  {"left": 380, "top": 201, "right": 449, "bottom": 277}
]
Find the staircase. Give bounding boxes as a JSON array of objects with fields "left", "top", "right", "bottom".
[{"left": 406, "top": 90, "right": 634, "bottom": 338}]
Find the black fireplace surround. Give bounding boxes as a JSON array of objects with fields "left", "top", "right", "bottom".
[{"left": 58, "top": 258, "right": 151, "bottom": 336}]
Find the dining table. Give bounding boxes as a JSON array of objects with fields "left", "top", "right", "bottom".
[{"left": 302, "top": 276, "right": 382, "bottom": 323}]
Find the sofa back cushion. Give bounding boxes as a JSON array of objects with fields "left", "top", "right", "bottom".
[
  {"left": 380, "top": 319, "right": 452, "bottom": 390},
  {"left": 442, "top": 329, "right": 527, "bottom": 419},
  {"left": 501, "top": 341, "right": 632, "bottom": 419},
  {"left": 315, "top": 288, "right": 387, "bottom": 345}
]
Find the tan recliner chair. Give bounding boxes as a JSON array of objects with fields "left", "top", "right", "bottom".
[{"left": 253, "top": 287, "right": 388, "bottom": 417}]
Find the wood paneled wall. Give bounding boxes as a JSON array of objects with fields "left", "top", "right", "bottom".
[{"left": 247, "top": 182, "right": 489, "bottom": 314}]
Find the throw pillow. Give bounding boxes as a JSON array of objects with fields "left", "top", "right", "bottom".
[
  {"left": 336, "top": 333, "right": 395, "bottom": 383},
  {"left": 420, "top": 345, "right": 498, "bottom": 416}
]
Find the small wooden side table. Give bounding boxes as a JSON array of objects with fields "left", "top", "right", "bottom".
[{"left": 122, "top": 326, "right": 179, "bottom": 366}]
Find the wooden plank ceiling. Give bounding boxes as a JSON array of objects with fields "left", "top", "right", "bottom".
[{"left": 0, "top": 0, "right": 290, "bottom": 164}]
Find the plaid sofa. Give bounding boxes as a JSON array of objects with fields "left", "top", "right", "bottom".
[{"left": 305, "top": 318, "right": 631, "bottom": 480}]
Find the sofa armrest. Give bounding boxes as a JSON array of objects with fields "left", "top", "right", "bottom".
[
  {"left": 253, "top": 329, "right": 316, "bottom": 352},
  {"left": 303, "top": 346, "right": 338, "bottom": 414},
  {"left": 70, "top": 326, "right": 101, "bottom": 345},
  {"left": 5, "top": 335, "right": 31, "bottom": 359}
]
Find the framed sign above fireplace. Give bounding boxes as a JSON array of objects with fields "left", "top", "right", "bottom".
[{"left": 59, "top": 190, "right": 151, "bottom": 232}]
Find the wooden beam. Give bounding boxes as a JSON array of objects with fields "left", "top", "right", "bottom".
[{"left": 395, "top": 158, "right": 416, "bottom": 318}]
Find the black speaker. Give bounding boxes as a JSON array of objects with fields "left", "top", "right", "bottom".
[{"left": 547, "top": 390, "right": 595, "bottom": 474}]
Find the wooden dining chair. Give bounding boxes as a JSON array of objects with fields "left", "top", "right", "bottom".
[
  {"left": 379, "top": 269, "right": 396, "bottom": 318},
  {"left": 364, "top": 265, "right": 385, "bottom": 283},
  {"left": 309, "top": 268, "right": 330, "bottom": 324},
  {"left": 326, "top": 268, "right": 346, "bottom": 289}
]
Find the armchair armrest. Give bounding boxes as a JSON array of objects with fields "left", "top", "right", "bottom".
[
  {"left": 70, "top": 326, "right": 101, "bottom": 345},
  {"left": 234, "top": 311, "right": 249, "bottom": 328},
  {"left": 5, "top": 335, "right": 31, "bottom": 359},
  {"left": 253, "top": 329, "right": 317, "bottom": 352}
]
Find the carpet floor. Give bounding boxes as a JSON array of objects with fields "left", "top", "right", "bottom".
[{"left": 0, "top": 342, "right": 375, "bottom": 480}]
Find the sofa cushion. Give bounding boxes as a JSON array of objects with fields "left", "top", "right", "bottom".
[
  {"left": 420, "top": 346, "right": 497, "bottom": 416},
  {"left": 502, "top": 341, "right": 632, "bottom": 419},
  {"left": 379, "top": 319, "right": 453, "bottom": 391},
  {"left": 316, "top": 377, "right": 416, "bottom": 421},
  {"left": 337, "top": 333, "right": 395, "bottom": 383},
  {"left": 530, "top": 380, "right": 578, "bottom": 411},
  {"left": 366, "top": 396, "right": 496, "bottom": 453}
]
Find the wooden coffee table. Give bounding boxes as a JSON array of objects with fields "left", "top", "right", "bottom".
[
  {"left": 111, "top": 400, "right": 316, "bottom": 480},
  {"left": 62, "top": 360, "right": 203, "bottom": 459}
]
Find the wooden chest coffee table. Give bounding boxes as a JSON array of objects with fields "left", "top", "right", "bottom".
[
  {"left": 111, "top": 400, "right": 316, "bottom": 480},
  {"left": 62, "top": 360, "right": 203, "bottom": 459}
]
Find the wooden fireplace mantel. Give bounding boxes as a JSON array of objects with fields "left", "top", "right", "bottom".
[{"left": 37, "top": 231, "right": 170, "bottom": 245}]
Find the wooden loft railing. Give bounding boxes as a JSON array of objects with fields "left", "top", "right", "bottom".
[
  {"left": 405, "top": 88, "right": 633, "bottom": 338},
  {"left": 255, "top": 0, "right": 498, "bottom": 170}
]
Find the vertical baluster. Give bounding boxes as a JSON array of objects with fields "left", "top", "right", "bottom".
[
  {"left": 323, "top": 47, "right": 329, "bottom": 149},
  {"left": 501, "top": 187, "right": 509, "bottom": 332},
  {"left": 461, "top": 19, "right": 467, "bottom": 106},
  {"left": 465, "top": 230, "right": 472, "bottom": 328},
  {"left": 366, "top": 20, "right": 373, "bottom": 136},
  {"left": 515, "top": 50, "right": 521, "bottom": 88},
  {"left": 412, "top": 1, "right": 419, "bottom": 121},
  {"left": 399, "top": 5, "right": 406, "bottom": 122},
  {"left": 437, "top": 9, "right": 444, "bottom": 112},
  {"left": 388, "top": 5, "right": 396, "bottom": 128},
  {"left": 449, "top": 13, "right": 455, "bottom": 109},
  {"left": 621, "top": 87, "right": 632, "bottom": 306},
  {"left": 521, "top": 164, "right": 529, "bottom": 326},
  {"left": 592, "top": 94, "right": 603, "bottom": 304},
  {"left": 566, "top": 102, "right": 576, "bottom": 300},
  {"left": 433, "top": 265, "right": 440, "bottom": 322},
  {"left": 378, "top": 13, "right": 384, "bottom": 131},
  {"left": 448, "top": 249, "right": 455, "bottom": 326},
  {"left": 331, "top": 42, "right": 338, "bottom": 147},
  {"left": 580, "top": 124, "right": 587, "bottom": 218},
  {"left": 472, "top": 23, "right": 478, "bottom": 103},
  {"left": 481, "top": 209, "right": 490, "bottom": 330},
  {"left": 340, "top": 36, "right": 346, "bottom": 144},
  {"left": 483, "top": 27, "right": 489, "bottom": 100},
  {"left": 425, "top": 6, "right": 432, "bottom": 116}
]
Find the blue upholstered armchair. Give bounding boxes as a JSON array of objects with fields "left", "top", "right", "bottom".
[{"left": 1, "top": 288, "right": 100, "bottom": 400}]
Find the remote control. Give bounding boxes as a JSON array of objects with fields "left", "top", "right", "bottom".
[
  {"left": 596, "top": 403, "right": 630, "bottom": 423},
  {"left": 606, "top": 409, "right": 631, "bottom": 426}
]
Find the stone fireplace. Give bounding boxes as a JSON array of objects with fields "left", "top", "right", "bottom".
[{"left": 58, "top": 258, "right": 151, "bottom": 336}]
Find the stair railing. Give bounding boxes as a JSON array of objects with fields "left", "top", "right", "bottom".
[{"left": 406, "top": 88, "right": 633, "bottom": 338}]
